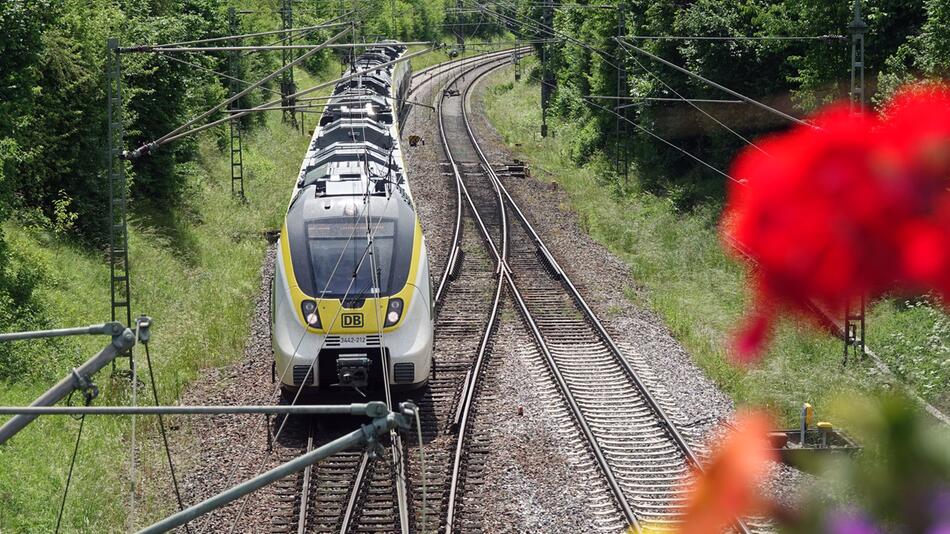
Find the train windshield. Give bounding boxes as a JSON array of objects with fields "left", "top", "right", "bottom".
[{"left": 307, "top": 219, "right": 398, "bottom": 298}]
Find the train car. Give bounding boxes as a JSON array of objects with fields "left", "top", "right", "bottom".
[{"left": 271, "top": 44, "right": 432, "bottom": 394}]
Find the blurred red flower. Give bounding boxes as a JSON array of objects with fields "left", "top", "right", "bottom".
[
  {"left": 674, "top": 411, "right": 777, "bottom": 534},
  {"left": 722, "top": 85, "right": 950, "bottom": 361}
]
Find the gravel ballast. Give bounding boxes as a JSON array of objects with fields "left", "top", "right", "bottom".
[{"left": 168, "top": 56, "right": 804, "bottom": 533}]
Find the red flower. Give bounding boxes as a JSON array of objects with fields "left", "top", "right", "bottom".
[{"left": 723, "top": 85, "right": 950, "bottom": 361}]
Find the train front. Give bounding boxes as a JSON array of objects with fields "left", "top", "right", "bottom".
[{"left": 272, "top": 179, "right": 433, "bottom": 394}]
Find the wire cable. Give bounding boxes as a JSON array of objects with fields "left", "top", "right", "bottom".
[
  {"left": 150, "top": 27, "right": 351, "bottom": 148},
  {"left": 54, "top": 412, "right": 87, "bottom": 533},
  {"left": 623, "top": 50, "right": 770, "bottom": 156},
  {"left": 156, "top": 53, "right": 285, "bottom": 98},
  {"left": 143, "top": 340, "right": 192, "bottom": 534},
  {"left": 477, "top": 0, "right": 812, "bottom": 129},
  {"left": 128, "top": 325, "right": 139, "bottom": 532},
  {"left": 623, "top": 34, "right": 846, "bottom": 41},
  {"left": 616, "top": 38, "right": 813, "bottom": 128},
  {"left": 563, "top": 79, "right": 742, "bottom": 184},
  {"left": 141, "top": 14, "right": 353, "bottom": 49}
]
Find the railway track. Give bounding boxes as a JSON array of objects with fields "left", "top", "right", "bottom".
[
  {"left": 432, "top": 54, "right": 764, "bottom": 533},
  {"left": 267, "top": 47, "right": 765, "bottom": 534},
  {"left": 266, "top": 49, "right": 521, "bottom": 534}
]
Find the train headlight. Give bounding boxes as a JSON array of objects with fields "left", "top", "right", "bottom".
[
  {"left": 301, "top": 300, "right": 321, "bottom": 328},
  {"left": 384, "top": 298, "right": 403, "bottom": 327}
]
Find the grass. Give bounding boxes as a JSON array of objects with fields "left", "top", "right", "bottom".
[
  {"left": 0, "top": 63, "right": 334, "bottom": 532},
  {"left": 0, "top": 38, "right": 520, "bottom": 531},
  {"left": 479, "top": 59, "right": 950, "bottom": 426},
  {"left": 406, "top": 33, "right": 516, "bottom": 73}
]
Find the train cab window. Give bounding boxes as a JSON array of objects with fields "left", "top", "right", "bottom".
[
  {"left": 288, "top": 189, "right": 415, "bottom": 300},
  {"left": 306, "top": 219, "right": 399, "bottom": 298}
]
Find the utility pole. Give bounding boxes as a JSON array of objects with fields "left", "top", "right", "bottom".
[
  {"left": 514, "top": 37, "right": 522, "bottom": 81},
  {"left": 228, "top": 8, "right": 246, "bottom": 200},
  {"left": 280, "top": 0, "right": 298, "bottom": 128},
  {"left": 845, "top": 0, "right": 867, "bottom": 364},
  {"left": 540, "top": 0, "right": 554, "bottom": 137},
  {"left": 613, "top": 5, "right": 628, "bottom": 184},
  {"left": 456, "top": 0, "right": 465, "bottom": 52},
  {"left": 106, "top": 38, "right": 133, "bottom": 371}
]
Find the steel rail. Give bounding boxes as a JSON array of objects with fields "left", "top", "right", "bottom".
[
  {"left": 332, "top": 49, "right": 519, "bottom": 534},
  {"left": 432, "top": 51, "right": 524, "bottom": 304},
  {"left": 439, "top": 59, "right": 641, "bottom": 532},
  {"left": 460, "top": 59, "right": 754, "bottom": 534},
  {"left": 435, "top": 54, "right": 516, "bottom": 531},
  {"left": 412, "top": 47, "right": 526, "bottom": 306},
  {"left": 296, "top": 420, "right": 315, "bottom": 534}
]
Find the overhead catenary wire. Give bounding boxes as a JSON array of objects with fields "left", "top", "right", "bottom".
[
  {"left": 618, "top": 97, "right": 745, "bottom": 105},
  {"left": 130, "top": 46, "right": 434, "bottom": 158},
  {"left": 616, "top": 37, "right": 814, "bottom": 128},
  {"left": 624, "top": 34, "right": 846, "bottom": 41},
  {"left": 125, "top": 13, "right": 354, "bottom": 50},
  {"left": 619, "top": 48, "right": 770, "bottom": 156},
  {"left": 478, "top": 0, "right": 812, "bottom": 131},
  {"left": 481, "top": 0, "right": 798, "bottom": 155},
  {"left": 156, "top": 53, "right": 285, "bottom": 98},
  {"left": 131, "top": 26, "right": 352, "bottom": 155},
  {"left": 568, "top": 83, "right": 741, "bottom": 184},
  {"left": 137, "top": 41, "right": 433, "bottom": 53}
]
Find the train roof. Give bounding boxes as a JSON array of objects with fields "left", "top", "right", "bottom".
[
  {"left": 288, "top": 42, "right": 410, "bottom": 209},
  {"left": 289, "top": 183, "right": 414, "bottom": 225}
]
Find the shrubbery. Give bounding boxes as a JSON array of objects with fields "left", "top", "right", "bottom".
[
  {"left": 511, "top": 0, "right": 950, "bottom": 209},
  {"left": 0, "top": 0, "right": 447, "bottom": 380}
]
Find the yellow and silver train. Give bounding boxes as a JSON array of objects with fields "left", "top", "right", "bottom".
[{"left": 272, "top": 44, "right": 433, "bottom": 393}]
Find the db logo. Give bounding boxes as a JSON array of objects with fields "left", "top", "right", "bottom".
[{"left": 342, "top": 313, "right": 364, "bottom": 328}]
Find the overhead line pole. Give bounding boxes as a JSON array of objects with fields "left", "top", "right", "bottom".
[
  {"left": 456, "top": 0, "right": 465, "bottom": 51},
  {"left": 845, "top": 0, "right": 868, "bottom": 364},
  {"left": 614, "top": 4, "right": 627, "bottom": 183},
  {"left": 540, "top": 0, "right": 554, "bottom": 137},
  {"left": 280, "top": 0, "right": 298, "bottom": 127},
  {"left": 227, "top": 7, "right": 246, "bottom": 200},
  {"left": 106, "top": 38, "right": 133, "bottom": 372}
]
